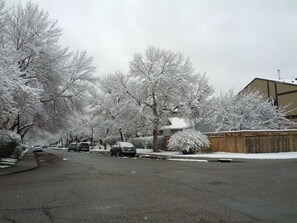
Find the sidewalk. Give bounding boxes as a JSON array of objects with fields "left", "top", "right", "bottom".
[
  {"left": 136, "top": 150, "right": 297, "bottom": 162},
  {"left": 0, "top": 149, "right": 39, "bottom": 176},
  {"left": 91, "top": 148, "right": 235, "bottom": 162},
  {"left": 91, "top": 147, "right": 297, "bottom": 162}
]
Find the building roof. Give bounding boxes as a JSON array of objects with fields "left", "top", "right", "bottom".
[
  {"left": 244, "top": 77, "right": 297, "bottom": 89},
  {"left": 161, "top": 117, "right": 192, "bottom": 130}
]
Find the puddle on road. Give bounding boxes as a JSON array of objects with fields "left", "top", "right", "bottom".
[{"left": 222, "top": 197, "right": 297, "bottom": 223}]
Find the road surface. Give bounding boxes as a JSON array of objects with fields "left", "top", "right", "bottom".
[{"left": 0, "top": 149, "right": 297, "bottom": 222}]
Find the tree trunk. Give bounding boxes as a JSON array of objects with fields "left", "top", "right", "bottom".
[
  {"left": 152, "top": 127, "right": 159, "bottom": 152},
  {"left": 119, "top": 128, "right": 124, "bottom": 141},
  {"left": 90, "top": 128, "right": 94, "bottom": 149},
  {"left": 152, "top": 90, "right": 159, "bottom": 152}
]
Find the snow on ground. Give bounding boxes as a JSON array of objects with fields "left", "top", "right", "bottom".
[
  {"left": 136, "top": 149, "right": 297, "bottom": 160},
  {"left": 51, "top": 145, "right": 297, "bottom": 160},
  {"left": 167, "top": 159, "right": 208, "bottom": 162},
  {"left": 0, "top": 158, "right": 18, "bottom": 168},
  {"left": 91, "top": 145, "right": 111, "bottom": 152}
]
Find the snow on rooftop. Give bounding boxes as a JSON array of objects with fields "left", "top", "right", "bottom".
[
  {"left": 161, "top": 117, "right": 192, "bottom": 130},
  {"left": 257, "top": 77, "right": 297, "bottom": 86}
]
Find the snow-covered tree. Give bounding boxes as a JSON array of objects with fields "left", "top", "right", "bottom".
[
  {"left": 0, "top": 1, "right": 97, "bottom": 142},
  {"left": 124, "top": 46, "right": 213, "bottom": 151},
  {"left": 168, "top": 129, "right": 210, "bottom": 154},
  {"left": 94, "top": 72, "right": 149, "bottom": 139},
  {"left": 95, "top": 47, "right": 213, "bottom": 151},
  {"left": 207, "top": 90, "right": 294, "bottom": 132}
]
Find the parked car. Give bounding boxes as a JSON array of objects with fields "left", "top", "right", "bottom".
[
  {"left": 78, "top": 142, "right": 90, "bottom": 152},
  {"left": 110, "top": 142, "right": 136, "bottom": 157},
  {"left": 32, "top": 145, "right": 43, "bottom": 153},
  {"left": 68, "top": 143, "right": 78, "bottom": 152}
]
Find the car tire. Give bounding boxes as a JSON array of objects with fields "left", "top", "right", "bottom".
[
  {"left": 110, "top": 151, "right": 113, "bottom": 156},
  {"left": 131, "top": 153, "right": 136, "bottom": 157}
]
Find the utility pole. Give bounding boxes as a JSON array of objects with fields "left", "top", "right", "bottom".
[{"left": 278, "top": 69, "right": 281, "bottom": 80}]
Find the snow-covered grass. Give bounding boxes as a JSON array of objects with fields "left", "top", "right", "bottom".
[
  {"left": 50, "top": 147, "right": 68, "bottom": 150},
  {"left": 0, "top": 165, "right": 11, "bottom": 169},
  {"left": 0, "top": 158, "right": 18, "bottom": 168},
  {"left": 167, "top": 159, "right": 208, "bottom": 162},
  {"left": 90, "top": 145, "right": 111, "bottom": 153},
  {"left": 137, "top": 149, "right": 297, "bottom": 160}
]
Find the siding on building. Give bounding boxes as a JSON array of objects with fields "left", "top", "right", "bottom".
[{"left": 242, "top": 77, "right": 297, "bottom": 124}]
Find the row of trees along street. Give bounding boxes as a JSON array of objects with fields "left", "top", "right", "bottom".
[
  {"left": 0, "top": 1, "right": 293, "bottom": 150},
  {"left": 0, "top": 1, "right": 96, "bottom": 143}
]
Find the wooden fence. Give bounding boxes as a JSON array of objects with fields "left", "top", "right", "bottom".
[{"left": 206, "top": 130, "right": 297, "bottom": 153}]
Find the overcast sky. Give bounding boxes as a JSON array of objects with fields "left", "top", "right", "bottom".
[{"left": 7, "top": 0, "right": 297, "bottom": 92}]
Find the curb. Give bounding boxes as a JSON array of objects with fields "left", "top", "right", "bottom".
[
  {"left": 137, "top": 153, "right": 241, "bottom": 163},
  {"left": 0, "top": 149, "right": 39, "bottom": 176},
  {"left": 89, "top": 150, "right": 241, "bottom": 162}
]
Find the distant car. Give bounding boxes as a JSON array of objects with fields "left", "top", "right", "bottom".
[
  {"left": 32, "top": 145, "right": 43, "bottom": 153},
  {"left": 78, "top": 142, "right": 90, "bottom": 152},
  {"left": 67, "top": 143, "right": 78, "bottom": 152},
  {"left": 110, "top": 142, "right": 136, "bottom": 157}
]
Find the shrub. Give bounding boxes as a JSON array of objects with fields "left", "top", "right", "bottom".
[
  {"left": 103, "top": 136, "right": 121, "bottom": 146},
  {"left": 12, "top": 146, "right": 23, "bottom": 159},
  {"left": 129, "top": 136, "right": 165, "bottom": 149},
  {"left": 168, "top": 129, "right": 210, "bottom": 154},
  {"left": 0, "top": 130, "right": 20, "bottom": 158}
]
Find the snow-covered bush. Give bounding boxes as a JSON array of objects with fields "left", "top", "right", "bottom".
[
  {"left": 0, "top": 130, "right": 21, "bottom": 158},
  {"left": 103, "top": 136, "right": 121, "bottom": 146},
  {"left": 129, "top": 136, "right": 165, "bottom": 149},
  {"left": 168, "top": 129, "right": 210, "bottom": 154}
]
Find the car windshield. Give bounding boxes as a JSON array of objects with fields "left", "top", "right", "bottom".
[{"left": 118, "top": 142, "right": 134, "bottom": 147}]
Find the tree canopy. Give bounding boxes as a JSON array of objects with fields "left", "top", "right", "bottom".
[
  {"left": 0, "top": 1, "right": 97, "bottom": 142},
  {"left": 207, "top": 90, "right": 294, "bottom": 132}
]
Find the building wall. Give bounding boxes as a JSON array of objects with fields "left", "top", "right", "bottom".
[{"left": 244, "top": 78, "right": 297, "bottom": 124}]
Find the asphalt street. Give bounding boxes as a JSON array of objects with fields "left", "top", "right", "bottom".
[{"left": 0, "top": 149, "right": 297, "bottom": 223}]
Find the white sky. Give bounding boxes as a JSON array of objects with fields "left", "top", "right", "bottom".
[{"left": 7, "top": 0, "right": 297, "bottom": 92}]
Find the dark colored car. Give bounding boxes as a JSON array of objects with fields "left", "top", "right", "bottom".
[
  {"left": 78, "top": 142, "right": 90, "bottom": 152},
  {"left": 68, "top": 143, "right": 78, "bottom": 152},
  {"left": 110, "top": 142, "right": 136, "bottom": 157}
]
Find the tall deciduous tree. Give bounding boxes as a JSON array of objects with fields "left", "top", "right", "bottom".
[
  {"left": 95, "top": 72, "right": 148, "bottom": 139},
  {"left": 123, "top": 46, "right": 213, "bottom": 151},
  {"left": 207, "top": 90, "right": 294, "bottom": 132},
  {"left": 0, "top": 1, "right": 97, "bottom": 142}
]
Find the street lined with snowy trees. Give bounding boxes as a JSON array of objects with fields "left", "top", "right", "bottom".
[
  {"left": 1, "top": 1, "right": 297, "bottom": 222},
  {"left": 0, "top": 1, "right": 294, "bottom": 150},
  {"left": 1, "top": 150, "right": 297, "bottom": 222}
]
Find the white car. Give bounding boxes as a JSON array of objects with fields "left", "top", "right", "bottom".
[{"left": 32, "top": 145, "right": 43, "bottom": 153}]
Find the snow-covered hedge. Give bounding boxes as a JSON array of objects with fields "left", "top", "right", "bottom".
[
  {"left": 0, "top": 130, "right": 21, "bottom": 158},
  {"left": 129, "top": 136, "right": 165, "bottom": 149},
  {"left": 103, "top": 136, "right": 121, "bottom": 146},
  {"left": 168, "top": 129, "right": 210, "bottom": 154}
]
